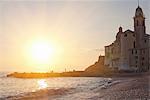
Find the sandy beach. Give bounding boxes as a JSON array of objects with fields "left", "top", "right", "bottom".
[{"left": 93, "top": 73, "right": 150, "bottom": 100}]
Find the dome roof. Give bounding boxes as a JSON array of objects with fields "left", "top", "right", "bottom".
[
  {"left": 119, "top": 26, "right": 122, "bottom": 32},
  {"left": 135, "top": 6, "right": 143, "bottom": 17}
]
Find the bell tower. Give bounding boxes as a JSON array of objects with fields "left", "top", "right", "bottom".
[{"left": 134, "top": 6, "right": 146, "bottom": 48}]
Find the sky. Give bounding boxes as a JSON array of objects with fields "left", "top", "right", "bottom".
[{"left": 0, "top": 0, "right": 149, "bottom": 72}]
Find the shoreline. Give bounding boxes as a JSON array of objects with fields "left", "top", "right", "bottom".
[{"left": 4, "top": 72, "right": 150, "bottom": 100}]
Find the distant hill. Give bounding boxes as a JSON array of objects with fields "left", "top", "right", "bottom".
[{"left": 84, "top": 56, "right": 114, "bottom": 76}]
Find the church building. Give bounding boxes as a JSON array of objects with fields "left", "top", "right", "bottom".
[{"left": 104, "top": 6, "right": 150, "bottom": 72}]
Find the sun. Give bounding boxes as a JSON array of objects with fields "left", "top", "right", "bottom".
[
  {"left": 30, "top": 41, "right": 54, "bottom": 63},
  {"left": 24, "top": 39, "right": 63, "bottom": 71}
]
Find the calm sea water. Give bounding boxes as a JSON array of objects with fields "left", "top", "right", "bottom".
[{"left": 0, "top": 72, "right": 113, "bottom": 99}]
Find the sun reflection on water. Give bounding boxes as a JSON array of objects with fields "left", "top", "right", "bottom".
[{"left": 37, "top": 79, "right": 48, "bottom": 89}]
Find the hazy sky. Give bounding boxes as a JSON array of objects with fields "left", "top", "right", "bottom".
[{"left": 0, "top": 0, "right": 149, "bottom": 72}]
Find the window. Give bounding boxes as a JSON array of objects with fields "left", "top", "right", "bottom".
[
  {"left": 135, "top": 56, "right": 138, "bottom": 59},
  {"left": 132, "top": 50, "right": 134, "bottom": 54},
  {"left": 124, "top": 34, "right": 127, "bottom": 37},
  {"left": 136, "top": 61, "right": 138, "bottom": 64},
  {"left": 142, "top": 57, "right": 144, "bottom": 60},
  {"left": 143, "top": 50, "right": 145, "bottom": 54},
  {"left": 133, "top": 41, "right": 136, "bottom": 48},
  {"left": 142, "top": 63, "right": 144, "bottom": 66},
  {"left": 143, "top": 21, "right": 145, "bottom": 26},
  {"left": 145, "top": 40, "right": 146, "bottom": 43},
  {"left": 135, "top": 50, "right": 137, "bottom": 54}
]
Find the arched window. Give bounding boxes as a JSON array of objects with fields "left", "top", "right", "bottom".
[
  {"left": 133, "top": 41, "right": 136, "bottom": 48},
  {"left": 143, "top": 21, "right": 145, "bottom": 26}
]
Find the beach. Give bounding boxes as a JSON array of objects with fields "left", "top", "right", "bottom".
[
  {"left": 3, "top": 72, "right": 149, "bottom": 100},
  {"left": 92, "top": 73, "right": 150, "bottom": 100},
  {"left": 53, "top": 73, "right": 150, "bottom": 100}
]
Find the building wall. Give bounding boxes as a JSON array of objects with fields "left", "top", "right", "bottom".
[
  {"left": 104, "top": 46, "right": 111, "bottom": 66},
  {"left": 120, "top": 31, "right": 135, "bottom": 70},
  {"left": 148, "top": 38, "right": 150, "bottom": 70}
]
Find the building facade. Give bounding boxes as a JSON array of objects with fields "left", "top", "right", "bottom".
[{"left": 104, "top": 6, "right": 150, "bottom": 72}]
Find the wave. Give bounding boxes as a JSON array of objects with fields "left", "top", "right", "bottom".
[
  {"left": 100, "top": 80, "right": 121, "bottom": 89},
  {"left": 0, "top": 72, "right": 8, "bottom": 78},
  {"left": 3, "top": 88, "right": 74, "bottom": 100}
]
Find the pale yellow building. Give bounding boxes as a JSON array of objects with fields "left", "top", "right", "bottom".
[{"left": 104, "top": 6, "right": 150, "bottom": 72}]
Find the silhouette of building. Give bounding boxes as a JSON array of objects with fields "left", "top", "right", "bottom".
[{"left": 104, "top": 6, "right": 150, "bottom": 72}]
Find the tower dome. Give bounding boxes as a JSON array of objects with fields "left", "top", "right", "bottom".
[
  {"left": 119, "top": 26, "right": 122, "bottom": 32},
  {"left": 135, "top": 6, "right": 144, "bottom": 17}
]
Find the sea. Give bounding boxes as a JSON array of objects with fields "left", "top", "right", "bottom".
[{"left": 0, "top": 72, "right": 118, "bottom": 100}]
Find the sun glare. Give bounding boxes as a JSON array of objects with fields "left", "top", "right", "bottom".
[
  {"left": 24, "top": 39, "right": 63, "bottom": 72},
  {"left": 37, "top": 79, "right": 48, "bottom": 89},
  {"left": 30, "top": 41, "right": 54, "bottom": 63}
]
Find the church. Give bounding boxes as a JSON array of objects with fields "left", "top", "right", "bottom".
[{"left": 104, "top": 6, "right": 150, "bottom": 72}]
